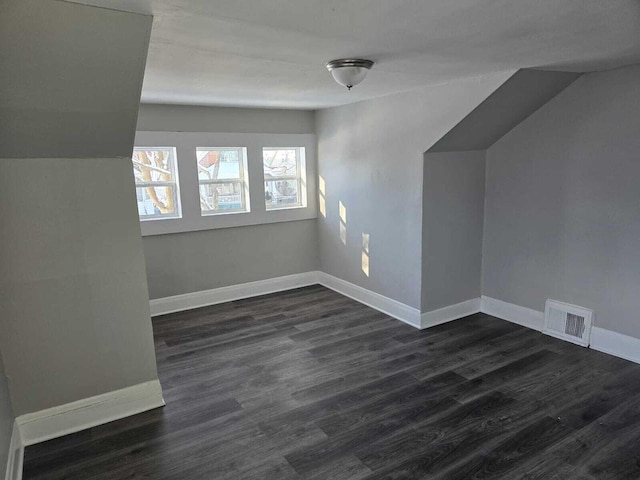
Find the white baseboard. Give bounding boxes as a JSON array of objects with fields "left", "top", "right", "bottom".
[
  {"left": 316, "top": 272, "right": 422, "bottom": 328},
  {"left": 590, "top": 327, "right": 640, "bottom": 365},
  {"left": 4, "top": 421, "right": 22, "bottom": 480},
  {"left": 150, "top": 272, "right": 320, "bottom": 316},
  {"left": 149, "top": 271, "right": 481, "bottom": 331},
  {"left": 480, "top": 296, "right": 640, "bottom": 365},
  {"left": 17, "top": 380, "right": 165, "bottom": 447},
  {"left": 421, "top": 298, "right": 481, "bottom": 329},
  {"left": 481, "top": 296, "right": 544, "bottom": 331}
]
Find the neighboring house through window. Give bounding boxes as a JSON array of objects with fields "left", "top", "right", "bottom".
[
  {"left": 263, "top": 147, "right": 307, "bottom": 210},
  {"left": 197, "top": 147, "right": 250, "bottom": 215}
]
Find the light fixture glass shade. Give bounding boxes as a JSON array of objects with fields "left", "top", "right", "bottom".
[{"left": 326, "top": 59, "right": 374, "bottom": 90}]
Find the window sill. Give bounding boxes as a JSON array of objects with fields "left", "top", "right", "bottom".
[
  {"left": 201, "top": 209, "right": 250, "bottom": 217},
  {"left": 266, "top": 204, "right": 305, "bottom": 212},
  {"left": 139, "top": 205, "right": 317, "bottom": 236}
]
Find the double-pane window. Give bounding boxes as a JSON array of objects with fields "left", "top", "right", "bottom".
[
  {"left": 197, "top": 147, "right": 249, "bottom": 215},
  {"left": 263, "top": 147, "right": 306, "bottom": 210},
  {"left": 132, "top": 147, "right": 180, "bottom": 220}
]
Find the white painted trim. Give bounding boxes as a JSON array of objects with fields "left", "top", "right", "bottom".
[
  {"left": 543, "top": 299, "right": 593, "bottom": 347},
  {"left": 316, "top": 272, "right": 422, "bottom": 328},
  {"left": 421, "top": 298, "right": 481, "bottom": 329},
  {"left": 149, "top": 271, "right": 482, "bottom": 330},
  {"left": 150, "top": 272, "right": 320, "bottom": 316},
  {"left": 480, "top": 296, "right": 640, "bottom": 366},
  {"left": 4, "top": 421, "right": 22, "bottom": 480},
  {"left": 590, "top": 327, "right": 640, "bottom": 365},
  {"left": 480, "top": 296, "right": 544, "bottom": 331},
  {"left": 136, "top": 132, "right": 317, "bottom": 237},
  {"left": 17, "top": 380, "right": 165, "bottom": 447}
]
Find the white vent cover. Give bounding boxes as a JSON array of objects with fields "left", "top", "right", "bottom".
[{"left": 543, "top": 299, "right": 593, "bottom": 347}]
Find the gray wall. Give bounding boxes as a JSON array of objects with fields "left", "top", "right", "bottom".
[
  {"left": 144, "top": 220, "right": 318, "bottom": 298},
  {"left": 137, "top": 104, "right": 315, "bottom": 134},
  {"left": 422, "top": 151, "right": 486, "bottom": 311},
  {"left": 0, "top": 0, "right": 151, "bottom": 158},
  {"left": 315, "top": 71, "right": 513, "bottom": 309},
  {"left": 0, "top": 159, "right": 159, "bottom": 415},
  {"left": 0, "top": 1, "right": 158, "bottom": 415},
  {"left": 137, "top": 105, "right": 319, "bottom": 299},
  {"left": 0, "top": 351, "right": 14, "bottom": 476},
  {"left": 483, "top": 63, "right": 640, "bottom": 339}
]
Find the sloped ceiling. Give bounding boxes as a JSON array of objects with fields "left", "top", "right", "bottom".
[
  {"left": 59, "top": 0, "right": 640, "bottom": 109},
  {"left": 428, "top": 69, "right": 581, "bottom": 153}
]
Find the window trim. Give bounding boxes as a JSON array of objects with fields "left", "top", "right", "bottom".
[
  {"left": 132, "top": 146, "right": 181, "bottom": 221},
  {"left": 134, "top": 132, "right": 317, "bottom": 236}
]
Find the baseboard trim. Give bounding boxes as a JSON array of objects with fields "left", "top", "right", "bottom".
[
  {"left": 421, "top": 298, "right": 481, "bottom": 329},
  {"left": 590, "top": 327, "right": 640, "bottom": 365},
  {"left": 150, "top": 272, "right": 320, "bottom": 316},
  {"left": 480, "top": 296, "right": 640, "bottom": 365},
  {"left": 481, "top": 296, "right": 544, "bottom": 331},
  {"left": 316, "top": 272, "right": 422, "bottom": 329},
  {"left": 4, "top": 421, "right": 22, "bottom": 480},
  {"left": 149, "top": 272, "right": 485, "bottom": 331},
  {"left": 17, "top": 380, "right": 165, "bottom": 447}
]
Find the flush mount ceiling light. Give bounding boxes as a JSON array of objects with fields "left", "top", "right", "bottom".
[{"left": 326, "top": 59, "right": 374, "bottom": 90}]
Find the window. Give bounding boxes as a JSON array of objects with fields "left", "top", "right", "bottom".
[
  {"left": 263, "top": 147, "right": 306, "bottom": 210},
  {"left": 197, "top": 147, "right": 249, "bottom": 215},
  {"left": 132, "top": 147, "right": 180, "bottom": 220}
]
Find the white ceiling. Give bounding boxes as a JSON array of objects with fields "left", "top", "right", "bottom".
[{"left": 61, "top": 0, "right": 640, "bottom": 109}]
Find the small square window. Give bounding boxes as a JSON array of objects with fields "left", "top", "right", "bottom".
[
  {"left": 197, "top": 147, "right": 250, "bottom": 215},
  {"left": 132, "top": 147, "right": 181, "bottom": 220},
  {"left": 263, "top": 147, "right": 306, "bottom": 210}
]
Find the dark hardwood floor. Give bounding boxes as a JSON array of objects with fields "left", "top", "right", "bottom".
[{"left": 23, "top": 285, "right": 640, "bottom": 479}]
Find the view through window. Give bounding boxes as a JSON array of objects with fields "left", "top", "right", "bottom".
[
  {"left": 132, "top": 147, "right": 180, "bottom": 220},
  {"left": 197, "top": 147, "right": 249, "bottom": 215},
  {"left": 263, "top": 147, "right": 306, "bottom": 210}
]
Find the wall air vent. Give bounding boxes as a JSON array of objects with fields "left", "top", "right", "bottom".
[{"left": 543, "top": 299, "right": 593, "bottom": 347}]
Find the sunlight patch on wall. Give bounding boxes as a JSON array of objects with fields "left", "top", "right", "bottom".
[
  {"left": 362, "top": 232, "right": 370, "bottom": 276},
  {"left": 339, "top": 200, "right": 347, "bottom": 245},
  {"left": 318, "top": 175, "right": 326, "bottom": 217}
]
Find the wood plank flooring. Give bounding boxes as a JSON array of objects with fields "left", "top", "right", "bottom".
[{"left": 23, "top": 285, "right": 640, "bottom": 479}]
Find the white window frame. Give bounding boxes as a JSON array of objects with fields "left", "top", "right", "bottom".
[
  {"left": 196, "top": 147, "right": 250, "bottom": 216},
  {"left": 134, "top": 132, "right": 317, "bottom": 236},
  {"left": 263, "top": 147, "right": 307, "bottom": 211},
  {"left": 132, "top": 146, "right": 181, "bottom": 221}
]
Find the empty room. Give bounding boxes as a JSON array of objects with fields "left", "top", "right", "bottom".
[{"left": 2, "top": 0, "right": 640, "bottom": 478}]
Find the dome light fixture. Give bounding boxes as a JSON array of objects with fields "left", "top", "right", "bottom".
[{"left": 326, "top": 58, "right": 374, "bottom": 91}]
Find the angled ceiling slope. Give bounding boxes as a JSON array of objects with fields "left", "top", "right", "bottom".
[{"left": 427, "top": 69, "right": 581, "bottom": 153}]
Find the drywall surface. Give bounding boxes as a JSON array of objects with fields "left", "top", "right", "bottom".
[
  {"left": 144, "top": 220, "right": 318, "bottom": 299},
  {"left": 0, "top": 352, "right": 14, "bottom": 476},
  {"left": 0, "top": 0, "right": 158, "bottom": 416},
  {"left": 137, "top": 104, "right": 315, "bottom": 134},
  {"left": 422, "top": 151, "right": 486, "bottom": 311},
  {"left": 315, "top": 71, "right": 514, "bottom": 309},
  {"left": 0, "top": 159, "right": 159, "bottom": 415},
  {"left": 136, "top": 105, "right": 320, "bottom": 298},
  {"left": 0, "top": 0, "right": 151, "bottom": 158},
  {"left": 428, "top": 69, "right": 580, "bottom": 153},
  {"left": 483, "top": 63, "right": 640, "bottom": 339}
]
